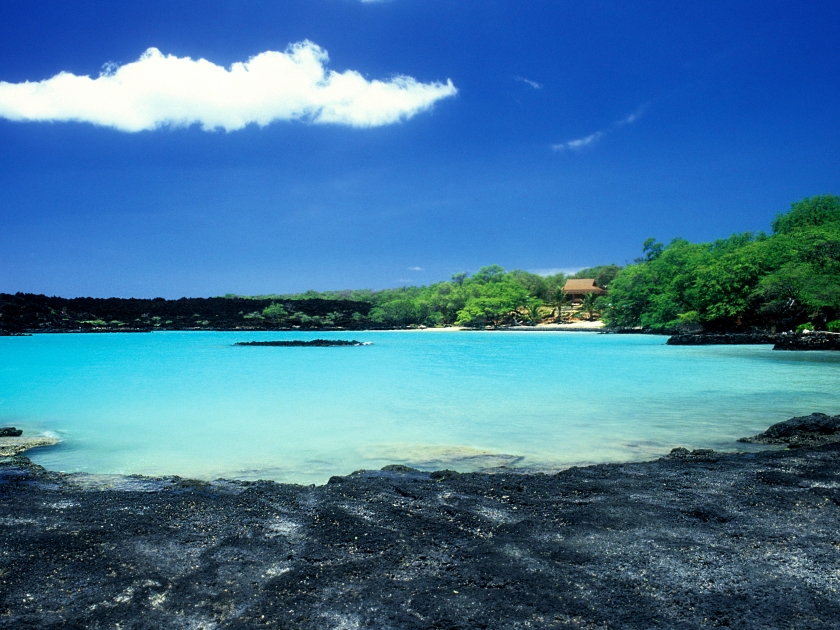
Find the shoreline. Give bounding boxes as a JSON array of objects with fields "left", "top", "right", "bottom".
[
  {"left": 1, "top": 320, "right": 608, "bottom": 335},
  {"left": 2, "top": 415, "right": 839, "bottom": 627}
]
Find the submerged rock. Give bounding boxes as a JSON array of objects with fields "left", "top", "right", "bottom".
[
  {"left": 738, "top": 412, "right": 840, "bottom": 448},
  {"left": 0, "top": 434, "right": 60, "bottom": 457}
]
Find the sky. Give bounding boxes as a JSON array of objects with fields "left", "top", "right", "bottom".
[{"left": 1, "top": 0, "right": 839, "bottom": 298}]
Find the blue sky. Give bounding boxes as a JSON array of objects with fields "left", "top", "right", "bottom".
[{"left": 1, "top": 0, "right": 838, "bottom": 298}]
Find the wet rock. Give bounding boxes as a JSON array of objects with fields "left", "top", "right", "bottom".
[
  {"left": 0, "top": 427, "right": 22, "bottom": 437},
  {"left": 664, "top": 447, "right": 719, "bottom": 461},
  {"left": 0, "top": 434, "right": 60, "bottom": 457},
  {"left": 380, "top": 464, "right": 421, "bottom": 473},
  {"left": 773, "top": 332, "right": 840, "bottom": 351},
  {"left": 667, "top": 332, "right": 778, "bottom": 345},
  {"left": 739, "top": 413, "right": 840, "bottom": 448}
]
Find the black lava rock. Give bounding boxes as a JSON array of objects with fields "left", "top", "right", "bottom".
[
  {"left": 234, "top": 339, "right": 369, "bottom": 347},
  {"left": 773, "top": 332, "right": 840, "bottom": 351},
  {"left": 739, "top": 413, "right": 840, "bottom": 447},
  {"left": 2, "top": 434, "right": 840, "bottom": 628},
  {"left": 0, "top": 427, "right": 22, "bottom": 437},
  {"left": 667, "top": 332, "right": 778, "bottom": 345}
]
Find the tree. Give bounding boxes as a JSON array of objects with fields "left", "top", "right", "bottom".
[
  {"left": 451, "top": 272, "right": 468, "bottom": 285},
  {"left": 262, "top": 302, "right": 289, "bottom": 320},
  {"left": 635, "top": 238, "right": 664, "bottom": 262},
  {"left": 555, "top": 290, "right": 573, "bottom": 322},
  {"left": 771, "top": 194, "right": 840, "bottom": 234},
  {"left": 572, "top": 264, "right": 622, "bottom": 288},
  {"left": 580, "top": 293, "right": 600, "bottom": 320},
  {"left": 602, "top": 194, "right": 840, "bottom": 330},
  {"left": 527, "top": 298, "right": 543, "bottom": 324}
]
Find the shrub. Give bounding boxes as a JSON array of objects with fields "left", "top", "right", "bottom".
[
  {"left": 796, "top": 322, "right": 815, "bottom": 333},
  {"left": 827, "top": 319, "right": 840, "bottom": 332}
]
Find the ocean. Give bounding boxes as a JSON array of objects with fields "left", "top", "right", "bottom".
[{"left": 1, "top": 330, "right": 838, "bottom": 484}]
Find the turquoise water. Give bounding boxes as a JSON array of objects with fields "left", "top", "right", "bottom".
[{"left": 1, "top": 331, "right": 838, "bottom": 484}]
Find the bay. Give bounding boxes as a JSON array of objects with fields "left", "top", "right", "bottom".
[{"left": 1, "top": 330, "right": 838, "bottom": 484}]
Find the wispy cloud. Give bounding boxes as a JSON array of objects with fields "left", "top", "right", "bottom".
[
  {"left": 0, "top": 42, "right": 457, "bottom": 132},
  {"left": 408, "top": 266, "right": 424, "bottom": 271},
  {"left": 559, "top": 131, "right": 604, "bottom": 151},
  {"left": 553, "top": 105, "right": 647, "bottom": 152},
  {"left": 515, "top": 76, "right": 543, "bottom": 90}
]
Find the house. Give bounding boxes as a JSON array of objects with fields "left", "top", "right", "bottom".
[{"left": 561, "top": 278, "right": 606, "bottom": 303}]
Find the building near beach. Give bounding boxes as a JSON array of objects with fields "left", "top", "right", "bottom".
[{"left": 562, "top": 279, "right": 606, "bottom": 302}]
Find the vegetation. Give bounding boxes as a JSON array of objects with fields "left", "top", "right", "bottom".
[
  {"left": 244, "top": 265, "right": 571, "bottom": 329},
  {"left": 602, "top": 195, "right": 840, "bottom": 331}
]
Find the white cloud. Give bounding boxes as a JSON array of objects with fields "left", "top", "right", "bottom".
[
  {"left": 553, "top": 131, "right": 604, "bottom": 151},
  {"left": 408, "top": 266, "right": 424, "bottom": 271},
  {"left": 515, "top": 76, "right": 543, "bottom": 89},
  {"left": 0, "top": 42, "right": 457, "bottom": 132},
  {"left": 553, "top": 106, "right": 646, "bottom": 152}
]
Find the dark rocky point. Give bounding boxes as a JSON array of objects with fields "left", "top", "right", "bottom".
[
  {"left": 773, "top": 332, "right": 840, "bottom": 351},
  {"left": 0, "top": 427, "right": 22, "bottom": 437},
  {"left": 667, "top": 332, "right": 779, "bottom": 345},
  {"left": 739, "top": 412, "right": 840, "bottom": 448}
]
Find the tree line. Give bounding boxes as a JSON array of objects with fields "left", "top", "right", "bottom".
[
  {"left": 246, "top": 194, "right": 839, "bottom": 332},
  {"left": 239, "top": 265, "right": 621, "bottom": 329},
  {"left": 602, "top": 195, "right": 840, "bottom": 332}
]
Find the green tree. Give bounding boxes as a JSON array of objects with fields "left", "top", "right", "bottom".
[
  {"left": 771, "top": 194, "right": 840, "bottom": 234},
  {"left": 572, "top": 264, "right": 622, "bottom": 288},
  {"left": 603, "top": 195, "right": 840, "bottom": 330},
  {"left": 555, "top": 289, "right": 573, "bottom": 322},
  {"left": 580, "top": 294, "right": 600, "bottom": 320}
]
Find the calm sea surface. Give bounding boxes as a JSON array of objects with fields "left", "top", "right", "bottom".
[{"left": 1, "top": 331, "right": 838, "bottom": 484}]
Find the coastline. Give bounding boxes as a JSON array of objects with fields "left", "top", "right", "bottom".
[{"left": 2, "top": 417, "right": 839, "bottom": 628}]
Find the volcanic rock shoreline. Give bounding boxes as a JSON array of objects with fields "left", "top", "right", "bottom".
[
  {"left": 667, "top": 331, "right": 840, "bottom": 350},
  {"left": 2, "top": 417, "right": 840, "bottom": 629}
]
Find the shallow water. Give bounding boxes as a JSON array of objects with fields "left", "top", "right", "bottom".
[{"left": 1, "top": 331, "right": 838, "bottom": 484}]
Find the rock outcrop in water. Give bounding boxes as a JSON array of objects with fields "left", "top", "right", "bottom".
[
  {"left": 666, "top": 331, "right": 840, "bottom": 350},
  {"left": 0, "top": 427, "right": 22, "bottom": 437},
  {"left": 234, "top": 339, "right": 369, "bottom": 347},
  {"left": 1, "top": 416, "right": 839, "bottom": 628},
  {"left": 666, "top": 332, "right": 779, "bottom": 345},
  {"left": 772, "top": 332, "right": 840, "bottom": 351},
  {"left": 738, "top": 413, "right": 840, "bottom": 448}
]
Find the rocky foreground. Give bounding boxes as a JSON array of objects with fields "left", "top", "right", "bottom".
[{"left": 2, "top": 418, "right": 840, "bottom": 629}]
